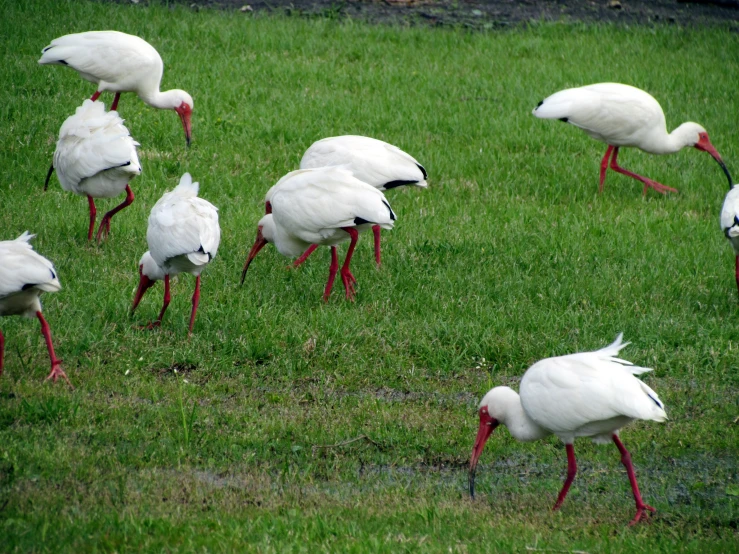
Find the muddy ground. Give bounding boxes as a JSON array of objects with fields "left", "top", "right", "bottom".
[{"left": 130, "top": 0, "right": 739, "bottom": 30}]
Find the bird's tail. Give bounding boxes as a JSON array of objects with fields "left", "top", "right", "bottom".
[{"left": 594, "top": 333, "right": 652, "bottom": 375}]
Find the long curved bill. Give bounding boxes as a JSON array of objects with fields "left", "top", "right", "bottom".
[
  {"left": 695, "top": 135, "right": 733, "bottom": 188},
  {"left": 468, "top": 408, "right": 499, "bottom": 499},
  {"left": 132, "top": 266, "right": 156, "bottom": 313},
  {"left": 175, "top": 103, "right": 193, "bottom": 147},
  {"left": 44, "top": 164, "right": 54, "bottom": 191},
  {"left": 240, "top": 227, "right": 268, "bottom": 285}
]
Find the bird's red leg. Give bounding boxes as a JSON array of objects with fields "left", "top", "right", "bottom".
[
  {"left": 90, "top": 91, "right": 101, "bottom": 102},
  {"left": 553, "top": 443, "right": 577, "bottom": 511},
  {"left": 599, "top": 145, "right": 615, "bottom": 193},
  {"left": 37, "top": 312, "right": 72, "bottom": 387},
  {"left": 372, "top": 225, "right": 382, "bottom": 266},
  {"left": 141, "top": 274, "right": 171, "bottom": 330},
  {"left": 110, "top": 93, "right": 121, "bottom": 111},
  {"left": 86, "top": 195, "right": 97, "bottom": 241},
  {"left": 609, "top": 147, "right": 678, "bottom": 195},
  {"left": 96, "top": 185, "right": 134, "bottom": 243},
  {"left": 613, "top": 435, "right": 655, "bottom": 525},
  {"left": 322, "top": 247, "right": 339, "bottom": 302},
  {"left": 293, "top": 244, "right": 319, "bottom": 268},
  {"left": 340, "top": 227, "right": 359, "bottom": 301},
  {"left": 188, "top": 275, "right": 201, "bottom": 336},
  {"left": 0, "top": 329, "right": 4, "bottom": 377}
]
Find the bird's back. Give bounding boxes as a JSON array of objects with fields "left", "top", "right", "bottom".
[
  {"left": 520, "top": 334, "right": 667, "bottom": 443},
  {"left": 300, "top": 135, "right": 427, "bottom": 190},
  {"left": 0, "top": 233, "right": 61, "bottom": 317}
]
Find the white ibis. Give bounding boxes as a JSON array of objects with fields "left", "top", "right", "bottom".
[
  {"left": 533, "top": 83, "right": 731, "bottom": 195},
  {"left": 44, "top": 99, "right": 141, "bottom": 242},
  {"left": 720, "top": 178, "right": 739, "bottom": 297},
  {"left": 39, "top": 30, "right": 193, "bottom": 146},
  {"left": 469, "top": 334, "right": 667, "bottom": 525},
  {"left": 242, "top": 166, "right": 396, "bottom": 301},
  {"left": 131, "top": 173, "right": 220, "bottom": 334},
  {"left": 0, "top": 232, "right": 71, "bottom": 386},
  {"left": 294, "top": 135, "right": 427, "bottom": 266}
]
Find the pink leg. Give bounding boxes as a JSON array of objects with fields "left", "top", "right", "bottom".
[
  {"left": 293, "top": 244, "right": 319, "bottom": 268},
  {"left": 90, "top": 91, "right": 101, "bottom": 102},
  {"left": 0, "top": 329, "right": 4, "bottom": 376},
  {"left": 110, "top": 92, "right": 121, "bottom": 111},
  {"left": 141, "top": 275, "right": 171, "bottom": 329},
  {"left": 86, "top": 195, "right": 97, "bottom": 241},
  {"left": 613, "top": 435, "right": 655, "bottom": 525},
  {"left": 96, "top": 185, "right": 134, "bottom": 243},
  {"left": 599, "top": 145, "right": 615, "bottom": 193},
  {"left": 340, "top": 227, "right": 359, "bottom": 301},
  {"left": 372, "top": 225, "right": 382, "bottom": 266},
  {"left": 610, "top": 147, "right": 678, "bottom": 196},
  {"left": 188, "top": 275, "right": 201, "bottom": 336},
  {"left": 37, "top": 312, "right": 72, "bottom": 387},
  {"left": 322, "top": 247, "right": 339, "bottom": 302},
  {"left": 553, "top": 443, "right": 577, "bottom": 511}
]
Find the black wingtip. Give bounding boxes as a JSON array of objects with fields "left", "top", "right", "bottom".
[
  {"left": 43, "top": 163, "right": 54, "bottom": 191},
  {"left": 535, "top": 100, "right": 544, "bottom": 109}
]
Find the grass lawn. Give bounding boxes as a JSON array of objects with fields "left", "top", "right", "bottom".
[{"left": 1, "top": 1, "right": 738, "bottom": 551}]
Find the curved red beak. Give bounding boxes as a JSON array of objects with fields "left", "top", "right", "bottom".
[
  {"left": 175, "top": 102, "right": 192, "bottom": 147},
  {"left": 695, "top": 132, "right": 732, "bottom": 188},
  {"left": 132, "top": 265, "right": 156, "bottom": 313},
  {"left": 240, "top": 226, "right": 268, "bottom": 285},
  {"left": 469, "top": 407, "right": 499, "bottom": 499}
]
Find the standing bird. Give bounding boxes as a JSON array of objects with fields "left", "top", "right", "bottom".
[
  {"left": 44, "top": 99, "right": 141, "bottom": 242},
  {"left": 0, "top": 232, "right": 71, "bottom": 386},
  {"left": 131, "top": 173, "right": 220, "bottom": 334},
  {"left": 720, "top": 179, "right": 739, "bottom": 298},
  {"left": 39, "top": 30, "right": 193, "bottom": 146},
  {"left": 533, "top": 83, "right": 731, "bottom": 195},
  {"left": 468, "top": 334, "right": 666, "bottom": 525},
  {"left": 242, "top": 167, "right": 396, "bottom": 302},
  {"left": 298, "top": 135, "right": 427, "bottom": 265}
]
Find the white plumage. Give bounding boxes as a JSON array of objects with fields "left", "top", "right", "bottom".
[
  {"left": 533, "top": 83, "right": 730, "bottom": 194},
  {"left": 720, "top": 183, "right": 739, "bottom": 297},
  {"left": 0, "top": 232, "right": 70, "bottom": 385},
  {"left": 46, "top": 99, "right": 141, "bottom": 242},
  {"left": 131, "top": 173, "right": 220, "bottom": 334},
  {"left": 242, "top": 167, "right": 396, "bottom": 301},
  {"left": 296, "top": 135, "right": 426, "bottom": 266},
  {"left": 39, "top": 30, "right": 193, "bottom": 145},
  {"left": 469, "top": 334, "right": 666, "bottom": 525}
]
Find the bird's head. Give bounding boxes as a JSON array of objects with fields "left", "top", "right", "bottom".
[
  {"left": 171, "top": 91, "right": 194, "bottom": 147},
  {"left": 680, "top": 123, "right": 733, "bottom": 188},
  {"left": 132, "top": 252, "right": 164, "bottom": 313},
  {"left": 240, "top": 215, "right": 275, "bottom": 285}
]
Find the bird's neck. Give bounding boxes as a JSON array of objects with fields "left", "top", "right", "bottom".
[
  {"left": 659, "top": 123, "right": 698, "bottom": 155},
  {"left": 498, "top": 395, "right": 551, "bottom": 443},
  {"left": 139, "top": 89, "right": 180, "bottom": 110}
]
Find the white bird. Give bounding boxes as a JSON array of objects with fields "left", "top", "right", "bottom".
[
  {"left": 44, "top": 99, "right": 142, "bottom": 242},
  {"left": 131, "top": 173, "right": 220, "bottom": 334},
  {"left": 468, "top": 334, "right": 667, "bottom": 525},
  {"left": 0, "top": 232, "right": 70, "bottom": 386},
  {"left": 533, "top": 83, "right": 731, "bottom": 195},
  {"left": 294, "top": 135, "right": 427, "bottom": 266},
  {"left": 39, "top": 30, "right": 193, "bottom": 146},
  {"left": 242, "top": 166, "right": 396, "bottom": 302},
  {"left": 720, "top": 180, "right": 739, "bottom": 298}
]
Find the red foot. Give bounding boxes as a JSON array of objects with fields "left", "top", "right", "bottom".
[
  {"left": 136, "top": 321, "right": 162, "bottom": 331},
  {"left": 341, "top": 268, "right": 357, "bottom": 301},
  {"left": 95, "top": 216, "right": 112, "bottom": 243},
  {"left": 641, "top": 179, "right": 678, "bottom": 196},
  {"left": 629, "top": 504, "right": 656, "bottom": 526},
  {"left": 45, "top": 362, "right": 73, "bottom": 388}
]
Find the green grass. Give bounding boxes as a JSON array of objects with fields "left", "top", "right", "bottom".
[{"left": 1, "top": 1, "right": 739, "bottom": 551}]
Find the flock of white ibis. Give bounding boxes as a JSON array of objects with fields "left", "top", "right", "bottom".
[{"left": 0, "top": 30, "right": 735, "bottom": 526}]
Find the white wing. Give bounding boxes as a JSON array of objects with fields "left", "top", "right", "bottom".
[
  {"left": 0, "top": 232, "right": 61, "bottom": 298},
  {"left": 720, "top": 186, "right": 739, "bottom": 253}
]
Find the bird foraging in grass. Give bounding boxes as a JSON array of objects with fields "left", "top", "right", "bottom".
[
  {"left": 469, "top": 334, "right": 666, "bottom": 525},
  {"left": 0, "top": 232, "right": 71, "bottom": 386},
  {"left": 132, "top": 173, "right": 220, "bottom": 335},
  {"left": 533, "top": 83, "right": 731, "bottom": 195}
]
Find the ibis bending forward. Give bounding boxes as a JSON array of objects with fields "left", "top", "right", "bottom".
[
  {"left": 469, "top": 334, "right": 667, "bottom": 525},
  {"left": 39, "top": 30, "right": 193, "bottom": 146},
  {"left": 242, "top": 167, "right": 396, "bottom": 302},
  {"left": 132, "top": 173, "right": 220, "bottom": 334},
  {"left": 720, "top": 180, "right": 739, "bottom": 298},
  {"left": 0, "top": 232, "right": 71, "bottom": 386},
  {"left": 45, "top": 99, "right": 141, "bottom": 242},
  {"left": 533, "top": 83, "right": 731, "bottom": 195},
  {"left": 298, "top": 135, "right": 427, "bottom": 265}
]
